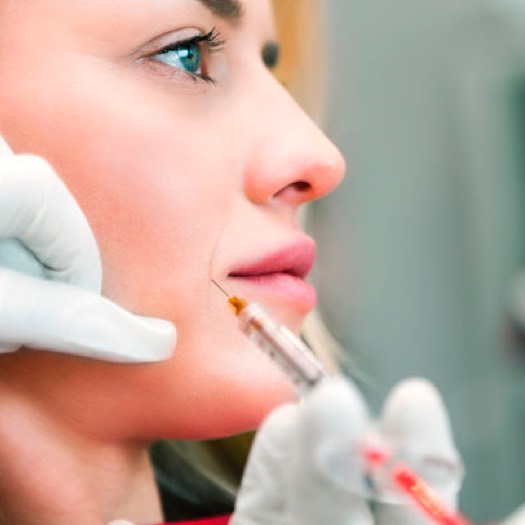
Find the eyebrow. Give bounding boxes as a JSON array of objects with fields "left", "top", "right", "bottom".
[{"left": 197, "top": 0, "right": 244, "bottom": 22}]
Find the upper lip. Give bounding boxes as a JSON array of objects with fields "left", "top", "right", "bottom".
[{"left": 228, "top": 238, "right": 316, "bottom": 280}]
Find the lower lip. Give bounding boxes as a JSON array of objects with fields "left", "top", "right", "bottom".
[{"left": 227, "top": 272, "right": 317, "bottom": 311}]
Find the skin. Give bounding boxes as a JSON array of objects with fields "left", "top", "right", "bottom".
[{"left": 0, "top": 0, "right": 345, "bottom": 523}]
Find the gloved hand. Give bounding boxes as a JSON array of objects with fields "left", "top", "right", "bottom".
[
  {"left": 231, "top": 375, "right": 464, "bottom": 525},
  {"left": 0, "top": 134, "right": 176, "bottom": 362}
]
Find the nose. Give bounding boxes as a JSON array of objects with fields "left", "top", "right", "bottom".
[{"left": 242, "top": 76, "right": 346, "bottom": 208}]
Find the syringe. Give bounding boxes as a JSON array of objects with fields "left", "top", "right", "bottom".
[
  {"left": 212, "top": 280, "right": 474, "bottom": 525},
  {"left": 212, "top": 279, "right": 328, "bottom": 395}
]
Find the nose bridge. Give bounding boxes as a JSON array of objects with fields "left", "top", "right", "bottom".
[{"left": 243, "top": 72, "right": 346, "bottom": 207}]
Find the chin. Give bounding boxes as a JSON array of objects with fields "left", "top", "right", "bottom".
[
  {"left": 219, "top": 370, "right": 298, "bottom": 437},
  {"left": 203, "top": 370, "right": 297, "bottom": 439},
  {"left": 133, "top": 303, "right": 302, "bottom": 439}
]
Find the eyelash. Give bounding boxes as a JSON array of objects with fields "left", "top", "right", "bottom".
[{"left": 152, "top": 27, "right": 225, "bottom": 84}]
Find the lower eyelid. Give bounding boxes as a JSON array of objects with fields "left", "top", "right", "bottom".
[
  {"left": 140, "top": 57, "right": 191, "bottom": 78},
  {"left": 139, "top": 57, "right": 216, "bottom": 90}
]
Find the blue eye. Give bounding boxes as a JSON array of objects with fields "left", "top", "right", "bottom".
[
  {"left": 156, "top": 42, "right": 202, "bottom": 75},
  {"left": 151, "top": 29, "right": 225, "bottom": 84}
]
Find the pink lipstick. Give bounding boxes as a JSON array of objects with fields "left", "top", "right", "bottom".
[{"left": 228, "top": 239, "right": 317, "bottom": 310}]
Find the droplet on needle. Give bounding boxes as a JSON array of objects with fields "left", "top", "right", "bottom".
[{"left": 211, "top": 279, "right": 247, "bottom": 316}]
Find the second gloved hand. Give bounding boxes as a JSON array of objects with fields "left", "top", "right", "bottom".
[
  {"left": 231, "top": 375, "right": 464, "bottom": 525},
  {"left": 0, "top": 134, "right": 176, "bottom": 362}
]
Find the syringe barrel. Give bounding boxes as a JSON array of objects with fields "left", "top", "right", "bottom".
[{"left": 237, "top": 302, "right": 328, "bottom": 394}]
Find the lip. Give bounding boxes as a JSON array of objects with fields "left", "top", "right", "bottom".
[{"left": 227, "top": 239, "right": 317, "bottom": 310}]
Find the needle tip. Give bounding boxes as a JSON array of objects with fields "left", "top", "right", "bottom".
[{"left": 211, "top": 279, "right": 230, "bottom": 298}]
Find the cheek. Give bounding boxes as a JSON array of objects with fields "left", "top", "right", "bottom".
[
  {"left": 69, "top": 122, "right": 235, "bottom": 320},
  {"left": 2, "top": 64, "right": 238, "bottom": 319}
]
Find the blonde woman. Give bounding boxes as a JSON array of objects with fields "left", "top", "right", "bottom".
[{"left": 0, "top": 0, "right": 463, "bottom": 524}]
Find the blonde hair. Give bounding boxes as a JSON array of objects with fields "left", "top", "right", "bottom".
[{"left": 151, "top": 1, "right": 345, "bottom": 519}]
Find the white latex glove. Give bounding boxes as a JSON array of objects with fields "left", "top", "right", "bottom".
[
  {"left": 0, "top": 135, "right": 176, "bottom": 362},
  {"left": 503, "top": 505, "right": 525, "bottom": 525},
  {"left": 232, "top": 376, "right": 464, "bottom": 525}
]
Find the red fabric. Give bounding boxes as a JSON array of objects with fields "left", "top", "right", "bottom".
[{"left": 159, "top": 515, "right": 230, "bottom": 525}]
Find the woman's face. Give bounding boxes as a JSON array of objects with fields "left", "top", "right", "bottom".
[{"left": 0, "top": 0, "right": 344, "bottom": 439}]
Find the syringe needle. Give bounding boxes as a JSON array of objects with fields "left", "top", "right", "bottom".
[{"left": 211, "top": 279, "right": 230, "bottom": 298}]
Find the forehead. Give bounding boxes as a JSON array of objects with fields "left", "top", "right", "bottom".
[{"left": 0, "top": 0, "right": 275, "bottom": 58}]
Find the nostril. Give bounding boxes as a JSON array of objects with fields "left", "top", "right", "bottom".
[
  {"left": 272, "top": 180, "right": 312, "bottom": 204},
  {"left": 272, "top": 180, "right": 313, "bottom": 206},
  {"left": 293, "top": 181, "right": 311, "bottom": 192},
  {"left": 274, "top": 180, "right": 310, "bottom": 196}
]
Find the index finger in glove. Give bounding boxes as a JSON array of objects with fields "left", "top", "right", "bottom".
[
  {"left": 0, "top": 267, "right": 176, "bottom": 362},
  {"left": 0, "top": 150, "right": 101, "bottom": 291},
  {"left": 231, "top": 403, "right": 300, "bottom": 525},
  {"left": 375, "top": 378, "right": 464, "bottom": 525},
  {"left": 289, "top": 376, "right": 374, "bottom": 525}
]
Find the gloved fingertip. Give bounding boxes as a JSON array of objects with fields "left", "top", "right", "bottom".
[
  {"left": 379, "top": 377, "right": 463, "bottom": 505},
  {"left": 384, "top": 377, "right": 443, "bottom": 410},
  {"left": 130, "top": 316, "right": 177, "bottom": 362},
  {"left": 302, "top": 375, "right": 370, "bottom": 433},
  {"left": 503, "top": 504, "right": 525, "bottom": 525},
  {"left": 380, "top": 377, "right": 453, "bottom": 446},
  {"left": 75, "top": 302, "right": 178, "bottom": 363},
  {"left": 258, "top": 403, "right": 299, "bottom": 440}
]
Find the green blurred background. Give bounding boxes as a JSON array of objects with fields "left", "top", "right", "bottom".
[{"left": 312, "top": 1, "right": 525, "bottom": 522}]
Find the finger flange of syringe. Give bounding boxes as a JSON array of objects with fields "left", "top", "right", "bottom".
[{"left": 237, "top": 301, "right": 328, "bottom": 394}]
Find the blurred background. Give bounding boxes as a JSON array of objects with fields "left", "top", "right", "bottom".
[{"left": 310, "top": 0, "right": 525, "bottom": 522}]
